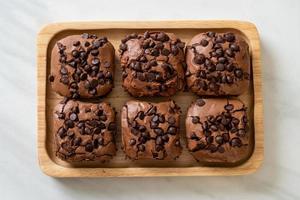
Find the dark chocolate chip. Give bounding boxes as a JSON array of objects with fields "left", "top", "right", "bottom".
[
  {"left": 65, "top": 120, "right": 74, "bottom": 128},
  {"left": 225, "top": 49, "right": 234, "bottom": 57},
  {"left": 161, "top": 48, "right": 170, "bottom": 56},
  {"left": 69, "top": 113, "right": 77, "bottom": 121},
  {"left": 196, "top": 99, "right": 205, "bottom": 107},
  {"left": 238, "top": 129, "right": 246, "bottom": 137},
  {"left": 218, "top": 146, "right": 225, "bottom": 153},
  {"left": 216, "top": 63, "right": 225, "bottom": 71},
  {"left": 171, "top": 45, "right": 179, "bottom": 55},
  {"left": 85, "top": 143, "right": 94, "bottom": 152},
  {"left": 138, "top": 144, "right": 145, "bottom": 152},
  {"left": 58, "top": 127, "right": 67, "bottom": 138},
  {"left": 225, "top": 33, "right": 235, "bottom": 42},
  {"left": 215, "top": 135, "right": 224, "bottom": 144},
  {"left": 72, "top": 50, "right": 79, "bottom": 58},
  {"left": 200, "top": 39, "right": 209, "bottom": 47},
  {"left": 119, "top": 43, "right": 127, "bottom": 51},
  {"left": 167, "top": 116, "right": 176, "bottom": 125},
  {"left": 194, "top": 54, "right": 206, "bottom": 65},
  {"left": 167, "top": 126, "right": 176, "bottom": 135},
  {"left": 206, "top": 136, "right": 214, "bottom": 144},
  {"left": 191, "top": 133, "right": 199, "bottom": 140},
  {"left": 191, "top": 116, "right": 200, "bottom": 124},
  {"left": 49, "top": 75, "right": 55, "bottom": 82},
  {"left": 231, "top": 137, "right": 242, "bottom": 147},
  {"left": 73, "top": 137, "right": 81, "bottom": 146},
  {"left": 207, "top": 32, "right": 215, "bottom": 37},
  {"left": 222, "top": 133, "right": 230, "bottom": 142},
  {"left": 129, "top": 138, "right": 136, "bottom": 146},
  {"left": 224, "top": 104, "right": 234, "bottom": 111},
  {"left": 92, "top": 58, "right": 100, "bottom": 65},
  {"left": 230, "top": 44, "right": 240, "bottom": 51},
  {"left": 234, "top": 68, "right": 243, "bottom": 78},
  {"left": 60, "top": 67, "right": 68, "bottom": 75},
  {"left": 154, "top": 128, "right": 164, "bottom": 135}
]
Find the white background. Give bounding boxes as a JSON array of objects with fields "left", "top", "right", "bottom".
[{"left": 0, "top": 0, "right": 299, "bottom": 199}]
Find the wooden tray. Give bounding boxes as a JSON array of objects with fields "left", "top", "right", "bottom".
[{"left": 37, "top": 20, "right": 263, "bottom": 177}]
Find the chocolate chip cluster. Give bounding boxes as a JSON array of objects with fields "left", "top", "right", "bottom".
[
  {"left": 186, "top": 32, "right": 250, "bottom": 95},
  {"left": 186, "top": 98, "right": 249, "bottom": 163},
  {"left": 55, "top": 98, "right": 117, "bottom": 162},
  {"left": 119, "top": 31, "right": 186, "bottom": 97},
  {"left": 49, "top": 33, "right": 115, "bottom": 98},
  {"left": 122, "top": 101, "right": 182, "bottom": 160}
]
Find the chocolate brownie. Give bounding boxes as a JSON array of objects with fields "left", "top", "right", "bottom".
[
  {"left": 54, "top": 98, "right": 117, "bottom": 162},
  {"left": 186, "top": 32, "right": 250, "bottom": 96},
  {"left": 121, "top": 100, "right": 182, "bottom": 160},
  {"left": 186, "top": 98, "right": 252, "bottom": 165},
  {"left": 49, "top": 33, "right": 115, "bottom": 98},
  {"left": 119, "top": 31, "right": 185, "bottom": 97}
]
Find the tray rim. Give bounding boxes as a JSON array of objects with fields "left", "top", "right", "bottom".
[{"left": 37, "top": 20, "right": 264, "bottom": 177}]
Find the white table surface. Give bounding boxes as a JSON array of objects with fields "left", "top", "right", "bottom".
[{"left": 0, "top": 0, "right": 299, "bottom": 199}]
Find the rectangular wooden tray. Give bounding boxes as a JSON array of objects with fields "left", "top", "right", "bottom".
[{"left": 37, "top": 20, "right": 264, "bottom": 177}]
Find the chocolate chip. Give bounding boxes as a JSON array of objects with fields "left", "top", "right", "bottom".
[
  {"left": 60, "top": 67, "right": 68, "bottom": 75},
  {"left": 72, "top": 50, "right": 79, "bottom": 58},
  {"left": 177, "top": 42, "right": 185, "bottom": 49},
  {"left": 218, "top": 146, "right": 225, "bottom": 153},
  {"left": 161, "top": 48, "right": 170, "bottom": 56},
  {"left": 90, "top": 79, "right": 98, "bottom": 88},
  {"left": 234, "top": 68, "right": 243, "bottom": 78},
  {"left": 230, "top": 44, "right": 240, "bottom": 51},
  {"left": 194, "top": 54, "right": 206, "bottom": 65},
  {"left": 154, "top": 128, "right": 164, "bottom": 135},
  {"left": 91, "top": 49, "right": 99, "bottom": 56},
  {"left": 65, "top": 120, "right": 74, "bottom": 128},
  {"left": 215, "top": 135, "right": 224, "bottom": 144},
  {"left": 175, "top": 140, "right": 181, "bottom": 146},
  {"left": 147, "top": 106, "right": 157, "bottom": 115},
  {"left": 171, "top": 45, "right": 179, "bottom": 55},
  {"left": 207, "top": 32, "right": 215, "bottom": 37},
  {"left": 196, "top": 99, "right": 205, "bottom": 107},
  {"left": 191, "top": 133, "right": 199, "bottom": 140},
  {"left": 238, "top": 129, "right": 246, "bottom": 137},
  {"left": 138, "top": 144, "right": 145, "bottom": 152},
  {"left": 215, "top": 36, "right": 224, "bottom": 43},
  {"left": 224, "top": 104, "right": 234, "bottom": 111},
  {"left": 98, "top": 138, "right": 104, "bottom": 145},
  {"left": 216, "top": 63, "right": 225, "bottom": 71},
  {"left": 215, "top": 48, "right": 223, "bottom": 57},
  {"left": 222, "top": 133, "right": 230, "bottom": 142},
  {"left": 226, "top": 75, "right": 233, "bottom": 84},
  {"left": 158, "top": 115, "right": 165, "bottom": 123},
  {"left": 191, "top": 116, "right": 200, "bottom": 124},
  {"left": 225, "top": 49, "right": 234, "bottom": 57},
  {"left": 73, "top": 40, "right": 80, "bottom": 46},
  {"left": 208, "top": 144, "right": 218, "bottom": 153},
  {"left": 167, "top": 116, "right": 176, "bottom": 125},
  {"left": 157, "top": 32, "right": 168, "bottom": 42},
  {"left": 92, "top": 58, "right": 100, "bottom": 65},
  {"left": 206, "top": 136, "right": 214, "bottom": 144},
  {"left": 85, "top": 143, "right": 94, "bottom": 152},
  {"left": 58, "top": 127, "right": 67, "bottom": 138},
  {"left": 119, "top": 43, "right": 127, "bottom": 51},
  {"left": 210, "top": 125, "right": 218, "bottom": 131},
  {"left": 225, "top": 33, "right": 235, "bottom": 42},
  {"left": 73, "top": 137, "right": 81, "bottom": 146},
  {"left": 200, "top": 39, "right": 209, "bottom": 47},
  {"left": 231, "top": 137, "right": 242, "bottom": 147},
  {"left": 129, "top": 139, "right": 136, "bottom": 146},
  {"left": 162, "top": 135, "right": 169, "bottom": 142},
  {"left": 69, "top": 113, "right": 77, "bottom": 121},
  {"left": 167, "top": 126, "right": 176, "bottom": 135}
]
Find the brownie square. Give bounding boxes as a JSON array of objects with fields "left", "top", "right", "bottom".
[
  {"left": 54, "top": 98, "right": 117, "bottom": 162},
  {"left": 121, "top": 100, "right": 182, "bottom": 160},
  {"left": 49, "top": 33, "right": 115, "bottom": 98},
  {"left": 119, "top": 31, "right": 185, "bottom": 97},
  {"left": 186, "top": 32, "right": 250, "bottom": 96},
  {"left": 186, "top": 98, "right": 252, "bottom": 165}
]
